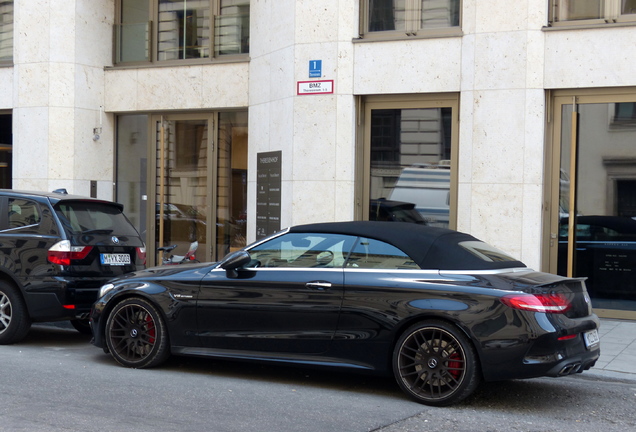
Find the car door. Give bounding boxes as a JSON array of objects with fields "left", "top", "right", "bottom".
[{"left": 196, "top": 232, "right": 355, "bottom": 354}]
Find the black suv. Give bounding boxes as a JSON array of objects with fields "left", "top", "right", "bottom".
[{"left": 0, "top": 189, "right": 145, "bottom": 344}]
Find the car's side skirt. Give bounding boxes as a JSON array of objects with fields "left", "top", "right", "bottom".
[{"left": 171, "top": 346, "right": 377, "bottom": 371}]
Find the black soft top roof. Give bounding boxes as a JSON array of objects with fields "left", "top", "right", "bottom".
[{"left": 289, "top": 221, "right": 526, "bottom": 270}]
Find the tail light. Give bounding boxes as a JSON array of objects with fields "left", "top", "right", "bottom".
[
  {"left": 500, "top": 293, "right": 571, "bottom": 314},
  {"left": 47, "top": 240, "right": 93, "bottom": 266},
  {"left": 136, "top": 246, "right": 146, "bottom": 265}
]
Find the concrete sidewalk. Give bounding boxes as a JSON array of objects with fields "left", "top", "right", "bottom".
[{"left": 586, "top": 318, "right": 636, "bottom": 382}]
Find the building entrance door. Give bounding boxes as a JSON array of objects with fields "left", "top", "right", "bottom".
[
  {"left": 152, "top": 114, "right": 214, "bottom": 264},
  {"left": 547, "top": 91, "right": 636, "bottom": 319}
]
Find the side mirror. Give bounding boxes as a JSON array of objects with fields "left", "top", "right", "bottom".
[{"left": 219, "top": 250, "right": 251, "bottom": 278}]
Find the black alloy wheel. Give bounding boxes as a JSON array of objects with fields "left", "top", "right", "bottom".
[
  {"left": 393, "top": 320, "right": 480, "bottom": 406},
  {"left": 105, "top": 297, "right": 170, "bottom": 368},
  {"left": 0, "top": 281, "right": 32, "bottom": 345}
]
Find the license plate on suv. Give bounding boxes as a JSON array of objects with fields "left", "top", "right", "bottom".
[{"left": 100, "top": 253, "right": 131, "bottom": 266}]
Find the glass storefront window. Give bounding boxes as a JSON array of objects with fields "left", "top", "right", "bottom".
[
  {"left": 368, "top": 107, "right": 453, "bottom": 228},
  {"left": 158, "top": 0, "right": 211, "bottom": 61},
  {"left": 549, "top": 0, "right": 636, "bottom": 24},
  {"left": 117, "top": 112, "right": 247, "bottom": 265},
  {"left": 0, "top": 0, "right": 13, "bottom": 62},
  {"left": 364, "top": 0, "right": 460, "bottom": 36},
  {"left": 216, "top": 111, "right": 248, "bottom": 258},
  {"left": 114, "top": 0, "right": 250, "bottom": 65},
  {"left": 116, "top": 115, "right": 149, "bottom": 238},
  {"left": 556, "top": 100, "right": 636, "bottom": 312}
]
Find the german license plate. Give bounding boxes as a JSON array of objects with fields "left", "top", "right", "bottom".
[
  {"left": 583, "top": 329, "right": 600, "bottom": 349},
  {"left": 100, "top": 253, "right": 131, "bottom": 266}
]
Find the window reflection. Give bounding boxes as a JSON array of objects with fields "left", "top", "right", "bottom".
[
  {"left": 216, "top": 111, "right": 248, "bottom": 259},
  {"left": 0, "top": 0, "right": 13, "bottom": 62},
  {"left": 558, "top": 102, "right": 636, "bottom": 311},
  {"left": 369, "top": 108, "right": 452, "bottom": 228},
  {"left": 367, "top": 0, "right": 459, "bottom": 33}
]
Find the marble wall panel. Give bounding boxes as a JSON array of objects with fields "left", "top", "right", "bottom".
[
  {"left": 295, "top": 0, "right": 340, "bottom": 44},
  {"left": 292, "top": 94, "right": 338, "bottom": 182},
  {"left": 49, "top": 62, "right": 75, "bottom": 107},
  {"left": 49, "top": 0, "right": 76, "bottom": 63},
  {"left": 74, "top": 64, "right": 105, "bottom": 111},
  {"left": 47, "top": 106, "right": 76, "bottom": 180},
  {"left": 72, "top": 108, "right": 114, "bottom": 183},
  {"left": 469, "top": 89, "right": 527, "bottom": 185},
  {"left": 75, "top": 0, "right": 114, "bottom": 68},
  {"left": 472, "top": 31, "right": 528, "bottom": 91},
  {"left": 474, "top": 0, "right": 529, "bottom": 32},
  {"left": 105, "top": 64, "right": 249, "bottom": 112},
  {"left": 544, "top": 27, "right": 636, "bottom": 89},
  {"left": 267, "top": 97, "right": 294, "bottom": 156},
  {"left": 333, "top": 180, "right": 356, "bottom": 222},
  {"left": 16, "top": 63, "right": 50, "bottom": 107},
  {"left": 249, "top": 56, "right": 272, "bottom": 107},
  {"left": 520, "top": 183, "right": 543, "bottom": 269},
  {"left": 470, "top": 182, "right": 524, "bottom": 260},
  {"left": 457, "top": 90, "right": 475, "bottom": 184},
  {"left": 290, "top": 179, "right": 337, "bottom": 225},
  {"left": 13, "top": 0, "right": 50, "bottom": 63},
  {"left": 334, "top": 95, "right": 355, "bottom": 182},
  {"left": 353, "top": 38, "right": 462, "bottom": 94},
  {"left": 522, "top": 89, "right": 546, "bottom": 185},
  {"left": 13, "top": 107, "right": 49, "bottom": 186},
  {"left": 104, "top": 69, "right": 138, "bottom": 112},
  {"left": 0, "top": 68, "right": 12, "bottom": 107}
]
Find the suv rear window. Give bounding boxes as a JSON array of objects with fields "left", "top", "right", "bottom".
[{"left": 54, "top": 201, "right": 139, "bottom": 236}]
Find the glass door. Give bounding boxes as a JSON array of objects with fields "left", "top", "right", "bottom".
[
  {"left": 152, "top": 114, "right": 214, "bottom": 264},
  {"left": 548, "top": 92, "right": 636, "bottom": 318}
]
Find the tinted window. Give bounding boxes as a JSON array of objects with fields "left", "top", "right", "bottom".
[
  {"left": 248, "top": 233, "right": 356, "bottom": 268},
  {"left": 54, "top": 202, "right": 140, "bottom": 236},
  {"left": 6, "top": 198, "right": 42, "bottom": 230},
  {"left": 346, "top": 237, "right": 419, "bottom": 269}
]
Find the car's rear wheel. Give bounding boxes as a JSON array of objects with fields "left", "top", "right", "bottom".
[
  {"left": 105, "top": 297, "right": 170, "bottom": 368},
  {"left": 0, "top": 281, "right": 32, "bottom": 344},
  {"left": 393, "top": 320, "right": 480, "bottom": 406}
]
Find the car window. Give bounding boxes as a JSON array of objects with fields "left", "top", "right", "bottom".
[
  {"left": 247, "top": 233, "right": 355, "bottom": 268},
  {"left": 54, "top": 201, "right": 140, "bottom": 236},
  {"left": 6, "top": 198, "right": 42, "bottom": 231},
  {"left": 346, "top": 237, "right": 420, "bottom": 270},
  {"left": 458, "top": 241, "right": 518, "bottom": 263}
]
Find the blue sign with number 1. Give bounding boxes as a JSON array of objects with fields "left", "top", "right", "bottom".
[{"left": 309, "top": 60, "right": 322, "bottom": 78}]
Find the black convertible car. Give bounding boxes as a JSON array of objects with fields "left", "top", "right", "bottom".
[{"left": 90, "top": 222, "right": 600, "bottom": 406}]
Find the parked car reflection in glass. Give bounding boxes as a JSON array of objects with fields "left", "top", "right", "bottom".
[{"left": 558, "top": 215, "right": 636, "bottom": 299}]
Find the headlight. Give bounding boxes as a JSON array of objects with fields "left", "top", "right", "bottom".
[{"left": 98, "top": 283, "right": 115, "bottom": 298}]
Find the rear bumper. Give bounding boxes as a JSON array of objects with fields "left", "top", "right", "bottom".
[
  {"left": 22, "top": 276, "right": 111, "bottom": 322},
  {"left": 479, "top": 314, "right": 601, "bottom": 382}
]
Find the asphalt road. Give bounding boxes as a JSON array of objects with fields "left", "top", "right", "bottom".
[{"left": 1, "top": 324, "right": 635, "bottom": 432}]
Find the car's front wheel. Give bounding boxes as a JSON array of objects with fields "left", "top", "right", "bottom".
[
  {"left": 393, "top": 320, "right": 480, "bottom": 406},
  {"left": 105, "top": 297, "right": 170, "bottom": 368},
  {"left": 0, "top": 281, "right": 32, "bottom": 344}
]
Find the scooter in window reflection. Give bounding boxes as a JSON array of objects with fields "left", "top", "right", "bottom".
[{"left": 158, "top": 241, "right": 199, "bottom": 265}]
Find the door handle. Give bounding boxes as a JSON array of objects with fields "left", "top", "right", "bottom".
[{"left": 306, "top": 282, "right": 332, "bottom": 290}]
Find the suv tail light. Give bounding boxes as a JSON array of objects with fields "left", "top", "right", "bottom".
[
  {"left": 136, "top": 246, "right": 146, "bottom": 265},
  {"left": 500, "top": 293, "right": 571, "bottom": 314},
  {"left": 47, "top": 240, "right": 93, "bottom": 266}
]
